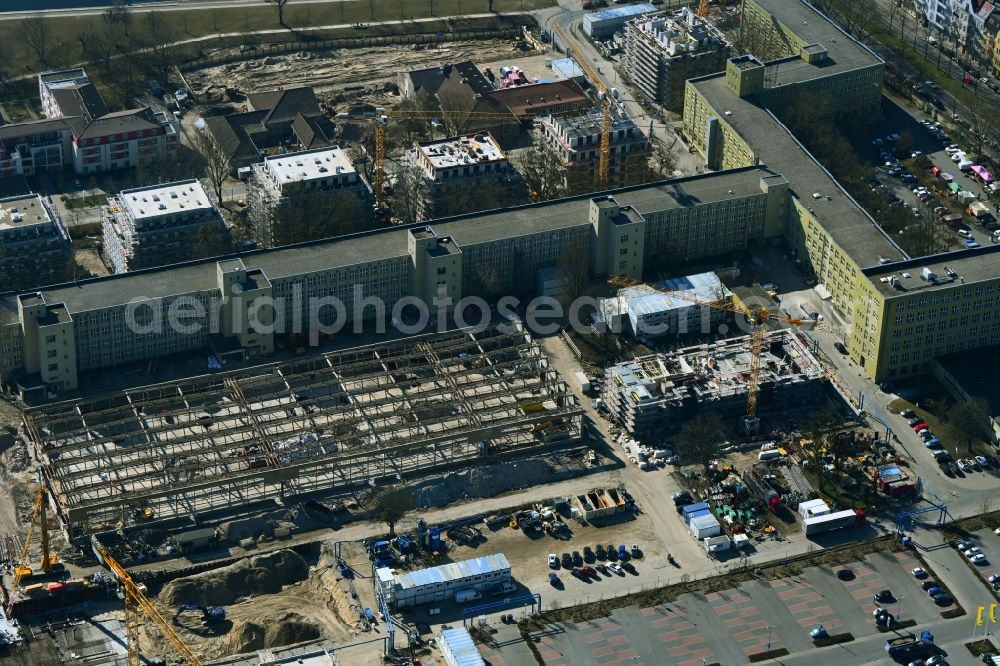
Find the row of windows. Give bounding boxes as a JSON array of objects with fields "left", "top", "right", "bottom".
[{"left": 894, "top": 286, "right": 998, "bottom": 311}]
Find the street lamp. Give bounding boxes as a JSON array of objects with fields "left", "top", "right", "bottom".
[
  {"left": 893, "top": 596, "right": 905, "bottom": 622},
  {"left": 766, "top": 625, "right": 774, "bottom": 651}
]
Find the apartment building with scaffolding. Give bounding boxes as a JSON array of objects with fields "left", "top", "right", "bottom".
[
  {"left": 0, "top": 194, "right": 72, "bottom": 293},
  {"left": 247, "top": 146, "right": 371, "bottom": 248},
  {"left": 413, "top": 133, "right": 523, "bottom": 216},
  {"left": 603, "top": 331, "right": 825, "bottom": 441},
  {"left": 101, "top": 180, "right": 230, "bottom": 274},
  {"left": 622, "top": 7, "right": 729, "bottom": 109},
  {"left": 536, "top": 110, "right": 651, "bottom": 190}
]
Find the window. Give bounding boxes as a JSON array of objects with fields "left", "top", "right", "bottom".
[
  {"left": 47, "top": 363, "right": 58, "bottom": 372},
  {"left": 47, "top": 349, "right": 57, "bottom": 358},
  {"left": 45, "top": 334, "right": 56, "bottom": 343},
  {"left": 437, "top": 267, "right": 446, "bottom": 275}
]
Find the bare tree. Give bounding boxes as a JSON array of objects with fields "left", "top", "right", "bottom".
[
  {"left": 677, "top": 412, "right": 732, "bottom": 477},
  {"left": 266, "top": 0, "right": 291, "bottom": 27},
  {"left": 24, "top": 14, "right": 50, "bottom": 66},
  {"left": 371, "top": 487, "right": 415, "bottom": 537},
  {"left": 650, "top": 136, "right": 677, "bottom": 178},
  {"left": 194, "top": 130, "right": 233, "bottom": 206},
  {"left": 947, "top": 398, "right": 992, "bottom": 452},
  {"left": 514, "top": 141, "right": 566, "bottom": 202},
  {"left": 903, "top": 206, "right": 949, "bottom": 257},
  {"left": 436, "top": 87, "right": 480, "bottom": 137},
  {"left": 144, "top": 11, "right": 178, "bottom": 79},
  {"left": 347, "top": 140, "right": 375, "bottom": 185},
  {"left": 387, "top": 163, "right": 429, "bottom": 225},
  {"left": 103, "top": 0, "right": 132, "bottom": 36}
]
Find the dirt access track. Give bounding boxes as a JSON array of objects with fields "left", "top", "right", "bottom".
[{"left": 186, "top": 38, "right": 542, "bottom": 105}]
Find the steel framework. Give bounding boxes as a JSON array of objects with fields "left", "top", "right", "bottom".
[{"left": 29, "top": 326, "right": 583, "bottom": 538}]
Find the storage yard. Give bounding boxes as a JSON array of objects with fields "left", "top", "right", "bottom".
[{"left": 27, "top": 325, "right": 583, "bottom": 540}]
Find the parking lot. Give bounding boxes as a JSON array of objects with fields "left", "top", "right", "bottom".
[
  {"left": 867, "top": 102, "right": 999, "bottom": 250},
  {"left": 954, "top": 527, "right": 1000, "bottom": 593},
  {"left": 497, "top": 549, "right": 955, "bottom": 666}
]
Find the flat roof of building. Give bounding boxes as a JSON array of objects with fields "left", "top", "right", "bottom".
[
  {"left": 690, "top": 74, "right": 906, "bottom": 268},
  {"left": 0, "top": 168, "right": 772, "bottom": 323},
  {"left": 417, "top": 133, "right": 505, "bottom": 169},
  {"left": 393, "top": 553, "right": 510, "bottom": 591},
  {"left": 439, "top": 627, "right": 485, "bottom": 666},
  {"left": 119, "top": 180, "right": 213, "bottom": 220},
  {"left": 750, "top": 0, "right": 882, "bottom": 79},
  {"left": 263, "top": 146, "right": 356, "bottom": 184},
  {"left": 620, "top": 271, "right": 731, "bottom": 316},
  {"left": 548, "top": 109, "right": 639, "bottom": 140},
  {"left": 862, "top": 244, "right": 1000, "bottom": 295},
  {"left": 0, "top": 194, "right": 52, "bottom": 230}
]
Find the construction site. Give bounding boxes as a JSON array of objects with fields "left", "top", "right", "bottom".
[
  {"left": 603, "top": 330, "right": 828, "bottom": 442},
  {"left": 26, "top": 324, "right": 582, "bottom": 543}
]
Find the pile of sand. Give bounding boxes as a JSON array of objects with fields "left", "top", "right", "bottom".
[
  {"left": 225, "top": 613, "right": 321, "bottom": 654},
  {"left": 160, "top": 549, "right": 309, "bottom": 606}
]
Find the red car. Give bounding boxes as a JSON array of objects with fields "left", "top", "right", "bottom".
[
  {"left": 580, "top": 565, "right": 598, "bottom": 578},
  {"left": 912, "top": 422, "right": 928, "bottom": 432}
]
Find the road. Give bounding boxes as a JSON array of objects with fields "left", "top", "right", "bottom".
[
  {"left": 541, "top": 4, "right": 705, "bottom": 177},
  {"left": 0, "top": 0, "right": 357, "bottom": 20}
]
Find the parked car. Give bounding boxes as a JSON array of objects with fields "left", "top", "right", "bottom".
[
  {"left": 933, "top": 593, "right": 954, "bottom": 605},
  {"left": 548, "top": 553, "right": 558, "bottom": 569},
  {"left": 971, "top": 554, "right": 989, "bottom": 565},
  {"left": 925, "top": 437, "right": 942, "bottom": 449},
  {"left": 561, "top": 553, "right": 573, "bottom": 568},
  {"left": 912, "top": 422, "right": 928, "bottom": 432},
  {"left": 908, "top": 417, "right": 924, "bottom": 427},
  {"left": 874, "top": 589, "right": 894, "bottom": 603},
  {"left": 975, "top": 455, "right": 990, "bottom": 468},
  {"left": 549, "top": 572, "right": 560, "bottom": 586},
  {"left": 834, "top": 341, "right": 848, "bottom": 354},
  {"left": 965, "top": 546, "right": 983, "bottom": 557},
  {"left": 900, "top": 408, "right": 916, "bottom": 418},
  {"left": 921, "top": 580, "right": 939, "bottom": 591},
  {"left": 583, "top": 546, "right": 596, "bottom": 563},
  {"left": 609, "top": 563, "right": 624, "bottom": 575},
  {"left": 925, "top": 586, "right": 943, "bottom": 597},
  {"left": 959, "top": 459, "right": 975, "bottom": 473},
  {"left": 912, "top": 567, "right": 928, "bottom": 578},
  {"left": 957, "top": 540, "right": 975, "bottom": 551},
  {"left": 572, "top": 551, "right": 583, "bottom": 567}
]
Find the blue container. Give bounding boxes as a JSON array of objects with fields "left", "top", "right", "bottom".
[
  {"left": 681, "top": 502, "right": 709, "bottom": 517},
  {"left": 686, "top": 509, "right": 712, "bottom": 525},
  {"left": 429, "top": 527, "right": 441, "bottom": 552}
]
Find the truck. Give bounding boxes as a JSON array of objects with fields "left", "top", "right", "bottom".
[
  {"left": 491, "top": 581, "right": 516, "bottom": 596},
  {"left": 802, "top": 508, "right": 865, "bottom": 536},
  {"left": 454, "top": 588, "right": 483, "bottom": 604},
  {"left": 574, "top": 371, "right": 591, "bottom": 395},
  {"left": 883, "top": 631, "right": 932, "bottom": 658}
]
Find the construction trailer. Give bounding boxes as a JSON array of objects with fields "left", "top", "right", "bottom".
[{"left": 27, "top": 325, "right": 583, "bottom": 540}]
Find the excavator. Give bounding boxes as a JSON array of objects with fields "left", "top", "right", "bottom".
[{"left": 172, "top": 604, "right": 227, "bottom": 626}]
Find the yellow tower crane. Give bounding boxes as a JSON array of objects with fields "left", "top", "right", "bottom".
[
  {"left": 697, "top": 0, "right": 712, "bottom": 18},
  {"left": 90, "top": 536, "right": 203, "bottom": 666},
  {"left": 12, "top": 483, "right": 57, "bottom": 588},
  {"left": 608, "top": 276, "right": 817, "bottom": 425},
  {"left": 553, "top": 23, "right": 612, "bottom": 191}
]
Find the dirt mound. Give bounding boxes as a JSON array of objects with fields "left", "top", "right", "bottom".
[
  {"left": 225, "top": 613, "right": 320, "bottom": 654},
  {"left": 160, "top": 549, "right": 309, "bottom": 606}
]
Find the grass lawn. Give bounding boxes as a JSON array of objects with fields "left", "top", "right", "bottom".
[
  {"left": 5, "top": 0, "right": 552, "bottom": 77},
  {"left": 888, "top": 378, "right": 993, "bottom": 458},
  {"left": 2, "top": 102, "right": 31, "bottom": 122},
  {"left": 63, "top": 194, "right": 107, "bottom": 210}
]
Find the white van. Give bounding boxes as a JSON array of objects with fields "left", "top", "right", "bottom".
[{"left": 958, "top": 229, "right": 973, "bottom": 239}]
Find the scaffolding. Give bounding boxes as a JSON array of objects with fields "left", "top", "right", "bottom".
[{"left": 27, "top": 326, "right": 583, "bottom": 539}]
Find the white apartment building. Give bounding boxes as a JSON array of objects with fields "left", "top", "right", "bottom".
[
  {"left": 102, "top": 180, "right": 229, "bottom": 274},
  {"left": 536, "top": 110, "right": 650, "bottom": 190},
  {"left": 247, "top": 146, "right": 370, "bottom": 248},
  {"left": 622, "top": 7, "right": 729, "bottom": 107}
]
